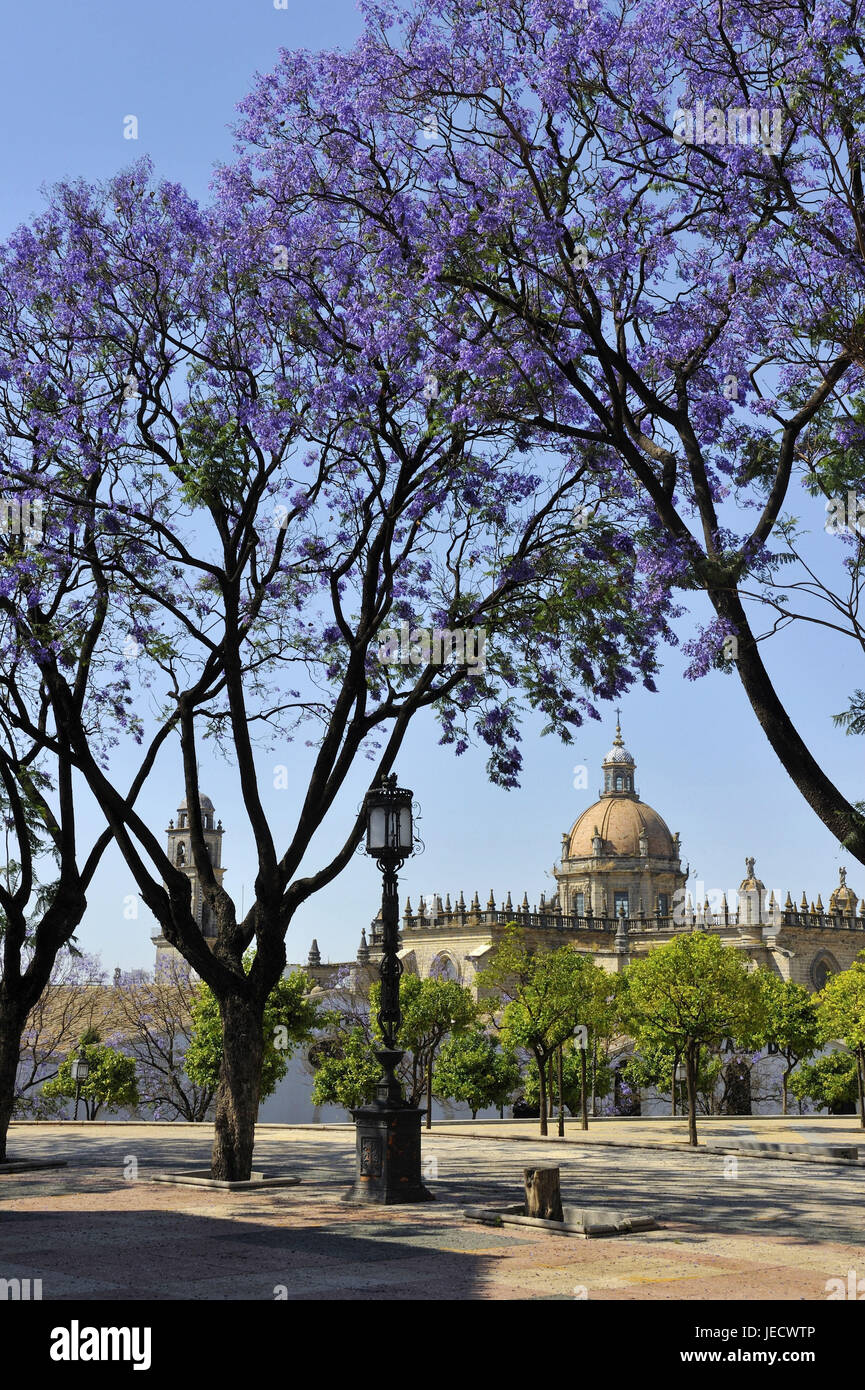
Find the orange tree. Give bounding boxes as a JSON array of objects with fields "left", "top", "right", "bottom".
[
  {"left": 478, "top": 926, "right": 599, "bottom": 1136},
  {"left": 621, "top": 934, "right": 763, "bottom": 1145}
]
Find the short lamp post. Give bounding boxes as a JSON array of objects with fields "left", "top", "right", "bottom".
[
  {"left": 71, "top": 1047, "right": 90, "bottom": 1122},
  {"left": 344, "top": 772, "right": 434, "bottom": 1204},
  {"left": 673, "top": 1058, "right": 684, "bottom": 1117},
  {"left": 576, "top": 1025, "right": 589, "bottom": 1131}
]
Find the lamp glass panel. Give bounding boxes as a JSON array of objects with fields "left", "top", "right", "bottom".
[
  {"left": 398, "top": 805, "right": 413, "bottom": 851},
  {"left": 367, "top": 806, "right": 387, "bottom": 850}
]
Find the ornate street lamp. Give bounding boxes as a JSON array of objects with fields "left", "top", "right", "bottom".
[
  {"left": 71, "top": 1046, "right": 90, "bottom": 1121},
  {"left": 344, "top": 772, "right": 433, "bottom": 1204}
]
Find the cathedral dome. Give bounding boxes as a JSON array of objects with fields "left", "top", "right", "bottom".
[
  {"left": 178, "top": 793, "right": 215, "bottom": 812},
  {"left": 568, "top": 797, "right": 677, "bottom": 860}
]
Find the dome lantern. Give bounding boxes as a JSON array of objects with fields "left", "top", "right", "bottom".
[{"left": 601, "top": 711, "right": 636, "bottom": 795}]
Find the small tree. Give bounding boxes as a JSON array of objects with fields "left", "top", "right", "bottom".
[
  {"left": 42, "top": 1036, "right": 139, "bottom": 1119},
  {"left": 185, "top": 964, "right": 320, "bottom": 1106},
  {"left": 15, "top": 952, "right": 106, "bottom": 1116},
  {"left": 111, "top": 959, "right": 215, "bottom": 1121},
  {"left": 753, "top": 974, "right": 821, "bottom": 1115},
  {"left": 815, "top": 953, "right": 865, "bottom": 1127},
  {"left": 432, "top": 1029, "right": 521, "bottom": 1118},
  {"left": 372, "top": 975, "right": 476, "bottom": 1128},
  {"left": 310, "top": 1027, "right": 382, "bottom": 1113},
  {"left": 790, "top": 1051, "right": 860, "bottom": 1114},
  {"left": 622, "top": 934, "right": 763, "bottom": 1145},
  {"left": 311, "top": 974, "right": 477, "bottom": 1118},
  {"left": 478, "top": 927, "right": 594, "bottom": 1136}
]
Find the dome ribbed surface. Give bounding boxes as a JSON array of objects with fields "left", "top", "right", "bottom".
[{"left": 568, "top": 798, "right": 676, "bottom": 859}]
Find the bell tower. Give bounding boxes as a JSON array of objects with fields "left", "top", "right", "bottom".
[{"left": 155, "top": 794, "right": 225, "bottom": 961}]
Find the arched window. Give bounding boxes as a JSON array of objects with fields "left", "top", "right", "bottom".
[
  {"left": 811, "top": 952, "right": 839, "bottom": 991},
  {"left": 615, "top": 775, "right": 623, "bottom": 791},
  {"left": 179, "top": 812, "right": 187, "bottom": 828},
  {"left": 176, "top": 842, "right": 186, "bottom": 866},
  {"left": 430, "top": 954, "right": 459, "bottom": 982}
]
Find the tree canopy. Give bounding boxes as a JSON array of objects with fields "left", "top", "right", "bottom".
[
  {"left": 622, "top": 933, "right": 763, "bottom": 1143},
  {"left": 226, "top": 0, "right": 865, "bottom": 860}
]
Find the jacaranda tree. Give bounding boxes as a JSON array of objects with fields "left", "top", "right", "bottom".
[
  {"left": 227, "top": 0, "right": 865, "bottom": 859},
  {"left": 0, "top": 156, "right": 670, "bottom": 1178}
]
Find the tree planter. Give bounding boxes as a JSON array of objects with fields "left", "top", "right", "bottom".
[
  {"left": 152, "top": 1170, "right": 301, "bottom": 1191},
  {"left": 463, "top": 1203, "right": 660, "bottom": 1238}
]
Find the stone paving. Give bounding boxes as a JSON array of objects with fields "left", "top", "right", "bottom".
[{"left": 1, "top": 1120, "right": 864, "bottom": 1300}]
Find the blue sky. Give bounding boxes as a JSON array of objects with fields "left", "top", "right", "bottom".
[{"left": 1, "top": 0, "right": 861, "bottom": 970}]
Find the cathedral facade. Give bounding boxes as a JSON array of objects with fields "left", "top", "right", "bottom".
[
  {"left": 153, "top": 725, "right": 865, "bottom": 996},
  {"left": 361, "top": 721, "right": 865, "bottom": 997},
  {"left": 150, "top": 726, "right": 865, "bottom": 1118}
]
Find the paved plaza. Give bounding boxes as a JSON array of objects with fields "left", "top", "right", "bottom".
[{"left": 2, "top": 1118, "right": 864, "bottom": 1300}]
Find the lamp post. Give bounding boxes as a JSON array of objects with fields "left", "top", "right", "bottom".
[
  {"left": 576, "top": 1025, "right": 589, "bottom": 1130},
  {"left": 673, "top": 1058, "right": 684, "bottom": 1117},
  {"left": 557, "top": 1044, "right": 565, "bottom": 1137},
  {"left": 344, "top": 772, "right": 434, "bottom": 1204},
  {"left": 71, "top": 1046, "right": 90, "bottom": 1122}
]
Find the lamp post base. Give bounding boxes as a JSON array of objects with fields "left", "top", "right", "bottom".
[{"left": 343, "top": 1050, "right": 435, "bottom": 1205}]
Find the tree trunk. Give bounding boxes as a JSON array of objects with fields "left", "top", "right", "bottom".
[
  {"left": 712, "top": 586, "right": 865, "bottom": 864},
  {"left": 858, "top": 1047, "right": 865, "bottom": 1130},
  {"left": 590, "top": 1038, "right": 597, "bottom": 1116},
  {"left": 210, "top": 990, "right": 265, "bottom": 1181},
  {"left": 426, "top": 1058, "right": 433, "bottom": 1131},
  {"left": 782, "top": 1064, "right": 790, "bottom": 1116},
  {"left": 686, "top": 1042, "right": 698, "bottom": 1147},
  {"left": 671, "top": 1052, "right": 678, "bottom": 1115},
  {"left": 580, "top": 1046, "right": 588, "bottom": 1130},
  {"left": 557, "top": 1045, "right": 564, "bottom": 1137},
  {"left": 0, "top": 1003, "right": 25, "bottom": 1163},
  {"left": 536, "top": 1054, "right": 548, "bottom": 1136},
  {"left": 524, "top": 1166, "right": 563, "bottom": 1222}
]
